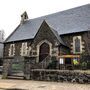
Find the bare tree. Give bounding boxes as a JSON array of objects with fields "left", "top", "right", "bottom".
[{"left": 0, "top": 30, "right": 5, "bottom": 42}]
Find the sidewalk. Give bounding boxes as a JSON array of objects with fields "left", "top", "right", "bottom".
[{"left": 0, "top": 75, "right": 90, "bottom": 90}]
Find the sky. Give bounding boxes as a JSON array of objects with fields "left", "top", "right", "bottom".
[{"left": 0, "top": 0, "right": 89, "bottom": 39}]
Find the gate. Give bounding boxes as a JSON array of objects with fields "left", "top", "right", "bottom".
[{"left": 10, "top": 56, "right": 24, "bottom": 77}]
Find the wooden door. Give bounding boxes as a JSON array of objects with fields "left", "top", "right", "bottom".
[{"left": 39, "top": 42, "right": 50, "bottom": 62}]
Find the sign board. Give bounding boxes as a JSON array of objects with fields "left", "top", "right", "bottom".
[{"left": 59, "top": 58, "right": 64, "bottom": 64}]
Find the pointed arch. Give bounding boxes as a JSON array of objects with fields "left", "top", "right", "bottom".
[{"left": 37, "top": 40, "right": 52, "bottom": 62}]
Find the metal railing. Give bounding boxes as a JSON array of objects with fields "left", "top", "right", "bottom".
[
  {"left": 30, "top": 55, "right": 52, "bottom": 69},
  {"left": 38, "top": 55, "right": 51, "bottom": 69}
]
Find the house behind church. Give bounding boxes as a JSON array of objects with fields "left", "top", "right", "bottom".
[{"left": 0, "top": 30, "right": 4, "bottom": 66}]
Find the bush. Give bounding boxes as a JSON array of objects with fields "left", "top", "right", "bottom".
[{"left": 81, "top": 62, "right": 87, "bottom": 70}]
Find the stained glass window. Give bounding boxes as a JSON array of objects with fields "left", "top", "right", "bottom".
[
  {"left": 75, "top": 37, "right": 80, "bottom": 53},
  {"left": 73, "top": 36, "right": 82, "bottom": 54}
]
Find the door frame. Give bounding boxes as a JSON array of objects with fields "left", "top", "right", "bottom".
[{"left": 37, "top": 40, "right": 52, "bottom": 63}]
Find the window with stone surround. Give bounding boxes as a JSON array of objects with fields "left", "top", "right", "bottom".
[
  {"left": 73, "top": 36, "right": 82, "bottom": 54},
  {"left": 9, "top": 44, "right": 15, "bottom": 56},
  {"left": 20, "top": 42, "right": 28, "bottom": 56}
]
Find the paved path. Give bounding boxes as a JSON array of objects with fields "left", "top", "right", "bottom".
[{"left": 0, "top": 76, "right": 90, "bottom": 90}]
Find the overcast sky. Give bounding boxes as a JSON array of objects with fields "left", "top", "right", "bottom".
[{"left": 0, "top": 0, "right": 89, "bottom": 38}]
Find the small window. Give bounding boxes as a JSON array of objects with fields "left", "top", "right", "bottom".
[
  {"left": 21, "top": 42, "right": 28, "bottom": 56},
  {"left": 9, "top": 44, "right": 15, "bottom": 56}
]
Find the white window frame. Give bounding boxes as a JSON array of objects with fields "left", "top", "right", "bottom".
[
  {"left": 9, "top": 44, "right": 15, "bottom": 56},
  {"left": 27, "top": 46, "right": 31, "bottom": 56},
  {"left": 20, "top": 42, "right": 28, "bottom": 56},
  {"left": 73, "top": 36, "right": 82, "bottom": 54}
]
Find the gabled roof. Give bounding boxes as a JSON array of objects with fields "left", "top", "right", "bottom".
[
  {"left": 5, "top": 4, "right": 90, "bottom": 42},
  {"left": 33, "top": 20, "right": 66, "bottom": 46}
]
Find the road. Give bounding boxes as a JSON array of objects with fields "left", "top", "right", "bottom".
[{"left": 0, "top": 75, "right": 90, "bottom": 90}]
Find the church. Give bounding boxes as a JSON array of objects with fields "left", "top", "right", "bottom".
[{"left": 3, "top": 4, "right": 90, "bottom": 78}]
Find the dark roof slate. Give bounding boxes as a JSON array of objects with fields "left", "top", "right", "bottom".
[
  {"left": 51, "top": 28, "right": 66, "bottom": 46},
  {"left": 5, "top": 4, "right": 90, "bottom": 42}
]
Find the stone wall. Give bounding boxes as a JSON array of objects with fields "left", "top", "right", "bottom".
[
  {"left": 4, "top": 40, "right": 32, "bottom": 57},
  {"left": 61, "top": 31, "right": 90, "bottom": 55},
  {"left": 2, "top": 58, "right": 13, "bottom": 79}
]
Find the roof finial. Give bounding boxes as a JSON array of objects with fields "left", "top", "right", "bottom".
[{"left": 20, "top": 11, "right": 28, "bottom": 25}]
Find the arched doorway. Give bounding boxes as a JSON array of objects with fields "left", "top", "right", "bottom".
[{"left": 39, "top": 42, "right": 50, "bottom": 62}]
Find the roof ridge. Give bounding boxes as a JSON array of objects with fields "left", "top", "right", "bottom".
[
  {"left": 5, "top": 4, "right": 90, "bottom": 42},
  {"left": 29, "top": 4, "right": 90, "bottom": 21}
]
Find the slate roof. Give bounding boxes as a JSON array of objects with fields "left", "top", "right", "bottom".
[
  {"left": 5, "top": 4, "right": 90, "bottom": 42},
  {"left": 51, "top": 28, "right": 66, "bottom": 46}
]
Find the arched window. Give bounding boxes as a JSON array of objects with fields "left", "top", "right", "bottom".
[
  {"left": 73, "top": 36, "right": 82, "bottom": 54},
  {"left": 11, "top": 45, "right": 14, "bottom": 55},
  {"left": 75, "top": 37, "right": 80, "bottom": 53},
  {"left": 9, "top": 44, "right": 15, "bottom": 56},
  {"left": 20, "top": 42, "right": 28, "bottom": 56}
]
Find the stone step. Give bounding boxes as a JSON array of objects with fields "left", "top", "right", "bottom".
[{"left": 7, "top": 76, "right": 24, "bottom": 80}]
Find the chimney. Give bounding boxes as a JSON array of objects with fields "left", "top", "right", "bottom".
[{"left": 20, "top": 11, "right": 28, "bottom": 24}]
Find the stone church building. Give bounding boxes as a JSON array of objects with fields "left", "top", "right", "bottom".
[{"left": 3, "top": 4, "right": 90, "bottom": 78}]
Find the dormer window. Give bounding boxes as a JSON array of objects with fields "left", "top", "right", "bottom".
[
  {"left": 73, "top": 36, "right": 82, "bottom": 54},
  {"left": 9, "top": 44, "right": 15, "bottom": 56}
]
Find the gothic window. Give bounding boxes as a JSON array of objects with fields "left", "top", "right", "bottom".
[
  {"left": 9, "top": 44, "right": 15, "bottom": 56},
  {"left": 21, "top": 42, "right": 28, "bottom": 56},
  {"left": 73, "top": 36, "right": 82, "bottom": 54},
  {"left": 75, "top": 37, "right": 80, "bottom": 52}
]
